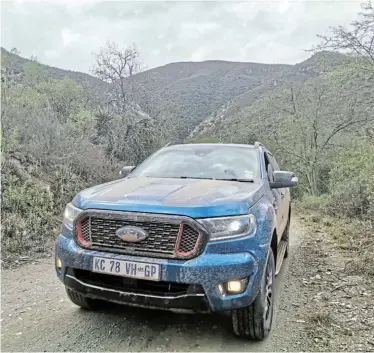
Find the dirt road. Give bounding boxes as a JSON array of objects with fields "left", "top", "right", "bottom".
[{"left": 0, "top": 219, "right": 321, "bottom": 352}]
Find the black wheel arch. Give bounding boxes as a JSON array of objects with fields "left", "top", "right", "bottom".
[{"left": 270, "top": 230, "right": 278, "bottom": 266}]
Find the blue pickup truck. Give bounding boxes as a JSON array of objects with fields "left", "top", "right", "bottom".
[{"left": 55, "top": 142, "right": 297, "bottom": 340}]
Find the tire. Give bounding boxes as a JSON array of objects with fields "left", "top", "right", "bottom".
[
  {"left": 65, "top": 287, "right": 102, "bottom": 310},
  {"left": 231, "top": 249, "right": 275, "bottom": 341}
]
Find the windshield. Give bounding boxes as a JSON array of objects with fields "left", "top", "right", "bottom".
[{"left": 129, "top": 145, "right": 259, "bottom": 181}]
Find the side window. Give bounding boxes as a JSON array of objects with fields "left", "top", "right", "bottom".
[
  {"left": 268, "top": 153, "right": 285, "bottom": 195},
  {"left": 264, "top": 152, "right": 274, "bottom": 182},
  {"left": 265, "top": 152, "right": 282, "bottom": 197},
  {"left": 268, "top": 154, "right": 280, "bottom": 171}
]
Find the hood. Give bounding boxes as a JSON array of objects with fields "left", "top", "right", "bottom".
[{"left": 72, "top": 177, "right": 265, "bottom": 218}]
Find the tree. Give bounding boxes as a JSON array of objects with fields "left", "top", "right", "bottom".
[
  {"left": 10, "top": 47, "right": 20, "bottom": 55},
  {"left": 310, "top": 1, "right": 374, "bottom": 70},
  {"left": 91, "top": 42, "right": 162, "bottom": 163},
  {"left": 40, "top": 77, "right": 85, "bottom": 123},
  {"left": 23, "top": 61, "right": 47, "bottom": 88},
  {"left": 94, "top": 106, "right": 114, "bottom": 145},
  {"left": 268, "top": 77, "right": 370, "bottom": 196},
  {"left": 91, "top": 42, "right": 144, "bottom": 113}
]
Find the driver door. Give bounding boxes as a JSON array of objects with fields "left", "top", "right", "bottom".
[{"left": 265, "top": 152, "right": 288, "bottom": 240}]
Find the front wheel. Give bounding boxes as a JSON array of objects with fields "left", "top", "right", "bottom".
[{"left": 231, "top": 249, "right": 275, "bottom": 340}]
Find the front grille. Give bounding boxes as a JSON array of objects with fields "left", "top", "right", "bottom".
[
  {"left": 74, "top": 269, "right": 204, "bottom": 296},
  {"left": 90, "top": 218, "right": 180, "bottom": 254},
  {"left": 74, "top": 211, "right": 205, "bottom": 259}
]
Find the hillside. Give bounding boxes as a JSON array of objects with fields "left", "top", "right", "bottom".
[
  {"left": 2, "top": 47, "right": 371, "bottom": 172},
  {"left": 1, "top": 47, "right": 109, "bottom": 101},
  {"left": 127, "top": 60, "right": 293, "bottom": 138},
  {"left": 2, "top": 47, "right": 349, "bottom": 140},
  {"left": 188, "top": 51, "right": 357, "bottom": 139},
  {"left": 136, "top": 52, "right": 352, "bottom": 139}
]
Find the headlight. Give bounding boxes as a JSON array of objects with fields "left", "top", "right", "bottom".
[
  {"left": 63, "top": 203, "right": 82, "bottom": 228},
  {"left": 197, "top": 214, "right": 256, "bottom": 241}
]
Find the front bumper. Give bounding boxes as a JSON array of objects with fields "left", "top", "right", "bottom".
[
  {"left": 64, "top": 267, "right": 210, "bottom": 313},
  {"left": 56, "top": 233, "right": 266, "bottom": 313}
]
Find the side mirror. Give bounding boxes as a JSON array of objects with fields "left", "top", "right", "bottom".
[
  {"left": 119, "top": 166, "right": 135, "bottom": 178},
  {"left": 270, "top": 171, "right": 298, "bottom": 189}
]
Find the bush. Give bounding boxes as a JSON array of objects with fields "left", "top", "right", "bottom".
[
  {"left": 1, "top": 169, "right": 55, "bottom": 257},
  {"left": 327, "top": 140, "right": 374, "bottom": 219},
  {"left": 0, "top": 62, "right": 120, "bottom": 261},
  {"left": 327, "top": 180, "right": 372, "bottom": 217},
  {"left": 298, "top": 194, "right": 329, "bottom": 212}
]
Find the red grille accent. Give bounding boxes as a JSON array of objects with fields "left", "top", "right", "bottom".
[
  {"left": 176, "top": 223, "right": 201, "bottom": 256},
  {"left": 76, "top": 217, "right": 91, "bottom": 247}
]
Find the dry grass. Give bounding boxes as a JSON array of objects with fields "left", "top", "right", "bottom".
[{"left": 296, "top": 198, "right": 374, "bottom": 278}]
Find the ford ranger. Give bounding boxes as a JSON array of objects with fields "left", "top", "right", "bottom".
[{"left": 55, "top": 142, "right": 297, "bottom": 340}]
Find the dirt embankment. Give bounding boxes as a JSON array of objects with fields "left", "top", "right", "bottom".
[
  {"left": 1, "top": 215, "right": 373, "bottom": 352},
  {"left": 292, "top": 214, "right": 374, "bottom": 352}
]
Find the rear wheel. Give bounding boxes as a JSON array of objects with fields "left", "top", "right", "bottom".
[
  {"left": 65, "top": 287, "right": 102, "bottom": 310},
  {"left": 231, "top": 249, "right": 275, "bottom": 340}
]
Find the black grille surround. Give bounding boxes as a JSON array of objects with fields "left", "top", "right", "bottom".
[{"left": 73, "top": 210, "right": 209, "bottom": 260}]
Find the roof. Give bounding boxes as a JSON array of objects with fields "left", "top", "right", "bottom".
[{"left": 165, "top": 142, "right": 257, "bottom": 149}]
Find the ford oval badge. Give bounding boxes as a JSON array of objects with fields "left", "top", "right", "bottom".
[{"left": 115, "top": 226, "right": 148, "bottom": 243}]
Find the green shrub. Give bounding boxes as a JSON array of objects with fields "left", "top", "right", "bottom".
[
  {"left": 327, "top": 141, "right": 374, "bottom": 219},
  {"left": 327, "top": 180, "right": 372, "bottom": 217},
  {"left": 1, "top": 174, "right": 55, "bottom": 256},
  {"left": 0, "top": 61, "right": 120, "bottom": 261},
  {"left": 298, "top": 194, "right": 329, "bottom": 212}
]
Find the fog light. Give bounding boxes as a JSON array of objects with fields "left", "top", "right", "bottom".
[
  {"left": 225, "top": 278, "right": 248, "bottom": 294},
  {"left": 56, "top": 257, "right": 62, "bottom": 269},
  {"left": 227, "top": 281, "right": 243, "bottom": 293}
]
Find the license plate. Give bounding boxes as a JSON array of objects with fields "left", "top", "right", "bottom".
[{"left": 92, "top": 257, "right": 161, "bottom": 281}]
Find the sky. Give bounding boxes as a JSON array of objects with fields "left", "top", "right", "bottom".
[{"left": 1, "top": 0, "right": 362, "bottom": 74}]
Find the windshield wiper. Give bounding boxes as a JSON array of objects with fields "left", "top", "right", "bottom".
[
  {"left": 216, "top": 178, "right": 254, "bottom": 183},
  {"left": 145, "top": 176, "right": 214, "bottom": 180},
  {"left": 177, "top": 176, "right": 214, "bottom": 180},
  {"left": 144, "top": 176, "right": 253, "bottom": 182},
  {"left": 179, "top": 176, "right": 254, "bottom": 182}
]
